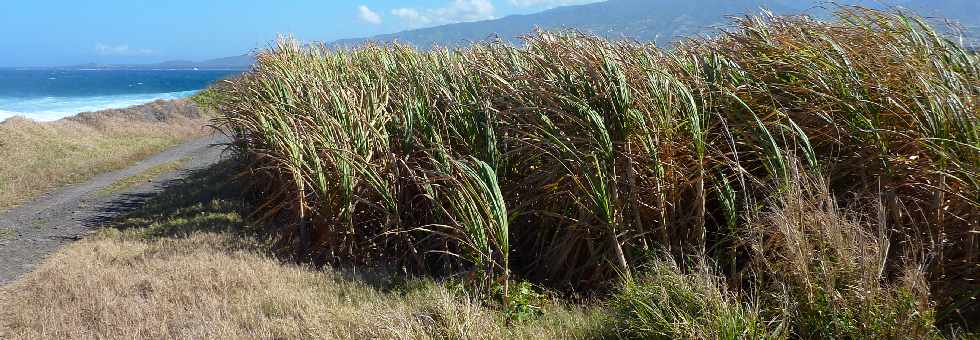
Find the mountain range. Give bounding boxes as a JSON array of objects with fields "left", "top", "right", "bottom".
[
  {"left": 333, "top": 0, "right": 978, "bottom": 48},
  {"left": 68, "top": 0, "right": 978, "bottom": 70},
  {"left": 64, "top": 54, "right": 255, "bottom": 71}
]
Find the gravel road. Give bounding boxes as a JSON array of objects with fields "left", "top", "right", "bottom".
[{"left": 0, "top": 134, "right": 229, "bottom": 285}]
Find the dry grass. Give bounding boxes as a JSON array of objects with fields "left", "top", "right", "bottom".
[
  {"left": 0, "top": 99, "right": 208, "bottom": 211},
  {"left": 747, "top": 167, "right": 940, "bottom": 338},
  {"left": 0, "top": 234, "right": 605, "bottom": 339},
  {"left": 608, "top": 164, "right": 944, "bottom": 339},
  {"left": 0, "top": 164, "right": 609, "bottom": 340}
]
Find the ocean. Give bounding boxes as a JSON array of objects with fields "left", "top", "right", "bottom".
[{"left": 0, "top": 69, "right": 242, "bottom": 122}]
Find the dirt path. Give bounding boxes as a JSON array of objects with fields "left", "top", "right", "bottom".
[{"left": 0, "top": 134, "right": 229, "bottom": 284}]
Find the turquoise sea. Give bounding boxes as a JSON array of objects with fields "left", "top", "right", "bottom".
[{"left": 0, "top": 69, "right": 241, "bottom": 122}]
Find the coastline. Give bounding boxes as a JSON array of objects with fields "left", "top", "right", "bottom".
[
  {"left": 0, "top": 68, "right": 241, "bottom": 122},
  {"left": 0, "top": 90, "right": 201, "bottom": 123}
]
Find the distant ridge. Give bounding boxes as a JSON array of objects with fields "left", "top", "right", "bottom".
[
  {"left": 59, "top": 0, "right": 977, "bottom": 70},
  {"left": 329, "top": 0, "right": 978, "bottom": 48},
  {"left": 61, "top": 54, "right": 255, "bottom": 71},
  {"left": 330, "top": 0, "right": 796, "bottom": 48}
]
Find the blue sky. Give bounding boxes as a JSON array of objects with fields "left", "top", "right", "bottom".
[{"left": 0, "top": 0, "right": 599, "bottom": 67}]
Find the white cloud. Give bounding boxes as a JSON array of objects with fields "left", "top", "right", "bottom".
[
  {"left": 391, "top": 8, "right": 430, "bottom": 26},
  {"left": 508, "top": 0, "right": 600, "bottom": 8},
  {"left": 392, "top": 0, "right": 495, "bottom": 27},
  {"left": 358, "top": 5, "right": 383, "bottom": 25},
  {"left": 95, "top": 43, "right": 154, "bottom": 56}
]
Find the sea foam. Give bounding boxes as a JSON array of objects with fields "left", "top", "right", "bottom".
[{"left": 0, "top": 90, "right": 199, "bottom": 122}]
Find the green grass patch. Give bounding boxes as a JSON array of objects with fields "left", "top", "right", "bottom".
[
  {"left": 95, "top": 157, "right": 191, "bottom": 197},
  {"left": 0, "top": 227, "right": 13, "bottom": 240}
]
